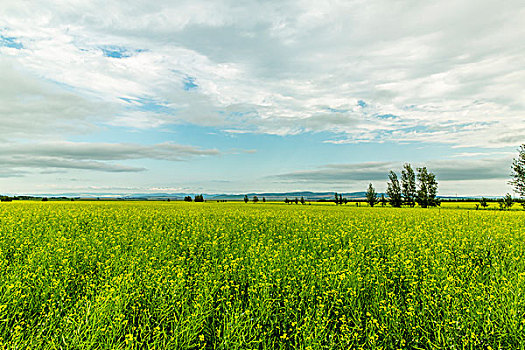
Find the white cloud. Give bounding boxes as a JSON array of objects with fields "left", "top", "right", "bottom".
[
  {"left": 0, "top": 0, "right": 524, "bottom": 198},
  {"left": 0, "top": 0, "right": 524, "bottom": 148}
]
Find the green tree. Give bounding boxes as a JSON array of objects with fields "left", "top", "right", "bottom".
[
  {"left": 510, "top": 144, "right": 525, "bottom": 201},
  {"left": 416, "top": 167, "right": 439, "bottom": 208},
  {"left": 300, "top": 196, "right": 305, "bottom": 205},
  {"left": 366, "top": 183, "right": 378, "bottom": 207},
  {"left": 386, "top": 171, "right": 402, "bottom": 207},
  {"left": 401, "top": 163, "right": 416, "bottom": 207},
  {"left": 262, "top": 197, "right": 266, "bottom": 203},
  {"left": 244, "top": 195, "right": 249, "bottom": 204},
  {"left": 253, "top": 195, "right": 259, "bottom": 203},
  {"left": 503, "top": 193, "right": 513, "bottom": 210},
  {"left": 497, "top": 198, "right": 505, "bottom": 210},
  {"left": 479, "top": 197, "right": 489, "bottom": 208}
]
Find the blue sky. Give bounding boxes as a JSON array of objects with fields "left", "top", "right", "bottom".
[{"left": 0, "top": 0, "right": 524, "bottom": 196}]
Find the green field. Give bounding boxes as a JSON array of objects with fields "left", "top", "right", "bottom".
[{"left": 1, "top": 202, "right": 524, "bottom": 349}]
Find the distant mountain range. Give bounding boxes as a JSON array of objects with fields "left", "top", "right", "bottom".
[
  {"left": 10, "top": 191, "right": 499, "bottom": 201},
  {"left": 18, "top": 191, "right": 366, "bottom": 201}
]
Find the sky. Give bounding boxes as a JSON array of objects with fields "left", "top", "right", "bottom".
[{"left": 0, "top": 0, "right": 524, "bottom": 196}]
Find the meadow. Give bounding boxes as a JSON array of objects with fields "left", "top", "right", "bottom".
[{"left": 0, "top": 201, "right": 524, "bottom": 349}]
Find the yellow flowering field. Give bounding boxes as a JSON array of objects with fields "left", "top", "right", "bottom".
[{"left": 0, "top": 201, "right": 524, "bottom": 349}]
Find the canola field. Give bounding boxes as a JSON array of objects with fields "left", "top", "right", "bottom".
[{"left": 0, "top": 201, "right": 524, "bottom": 349}]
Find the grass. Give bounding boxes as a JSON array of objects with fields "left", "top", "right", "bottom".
[{"left": 0, "top": 201, "right": 524, "bottom": 349}]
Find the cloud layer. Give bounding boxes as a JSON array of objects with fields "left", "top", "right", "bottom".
[
  {"left": 0, "top": 1, "right": 523, "bottom": 194},
  {"left": 0, "top": 142, "right": 219, "bottom": 176},
  {"left": 271, "top": 157, "right": 515, "bottom": 195},
  {"left": 273, "top": 158, "right": 512, "bottom": 183},
  {"left": 1, "top": 0, "right": 524, "bottom": 147}
]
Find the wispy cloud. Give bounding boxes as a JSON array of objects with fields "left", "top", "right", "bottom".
[
  {"left": 0, "top": 0, "right": 523, "bottom": 147},
  {"left": 0, "top": 1, "right": 523, "bottom": 195},
  {"left": 0, "top": 141, "right": 220, "bottom": 176},
  {"left": 272, "top": 158, "right": 513, "bottom": 184}
]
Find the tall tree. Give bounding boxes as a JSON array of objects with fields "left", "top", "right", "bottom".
[
  {"left": 334, "top": 192, "right": 342, "bottom": 205},
  {"left": 401, "top": 163, "right": 416, "bottom": 207},
  {"left": 366, "top": 183, "right": 378, "bottom": 207},
  {"left": 415, "top": 167, "right": 439, "bottom": 208},
  {"left": 386, "top": 171, "right": 402, "bottom": 207},
  {"left": 510, "top": 144, "right": 525, "bottom": 199},
  {"left": 244, "top": 195, "right": 249, "bottom": 203}
]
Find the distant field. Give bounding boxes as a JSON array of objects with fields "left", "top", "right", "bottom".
[
  {"left": 0, "top": 201, "right": 524, "bottom": 349},
  {"left": 277, "top": 200, "right": 523, "bottom": 211}
]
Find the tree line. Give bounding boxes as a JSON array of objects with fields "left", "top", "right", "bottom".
[
  {"left": 362, "top": 144, "right": 525, "bottom": 210},
  {"left": 472, "top": 145, "right": 525, "bottom": 210},
  {"left": 154, "top": 145, "right": 525, "bottom": 208}
]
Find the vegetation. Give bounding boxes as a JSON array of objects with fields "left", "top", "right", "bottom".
[
  {"left": 386, "top": 171, "right": 402, "bottom": 207},
  {"left": 365, "top": 183, "right": 377, "bottom": 207},
  {"left": 0, "top": 201, "right": 524, "bottom": 349},
  {"left": 1, "top": 150, "right": 524, "bottom": 348},
  {"left": 503, "top": 193, "right": 514, "bottom": 210},
  {"left": 401, "top": 163, "right": 416, "bottom": 207},
  {"left": 415, "top": 167, "right": 439, "bottom": 208},
  {"left": 511, "top": 144, "right": 525, "bottom": 207},
  {"left": 498, "top": 198, "right": 505, "bottom": 210},
  {"left": 334, "top": 193, "right": 345, "bottom": 205},
  {"left": 479, "top": 197, "right": 488, "bottom": 208},
  {"left": 380, "top": 194, "right": 387, "bottom": 207}
]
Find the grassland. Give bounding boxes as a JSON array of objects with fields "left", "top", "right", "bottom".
[{"left": 0, "top": 201, "right": 524, "bottom": 349}]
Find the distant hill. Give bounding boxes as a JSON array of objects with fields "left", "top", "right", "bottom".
[
  {"left": 4, "top": 192, "right": 501, "bottom": 201},
  {"left": 16, "top": 191, "right": 370, "bottom": 201},
  {"left": 205, "top": 191, "right": 370, "bottom": 201}
]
